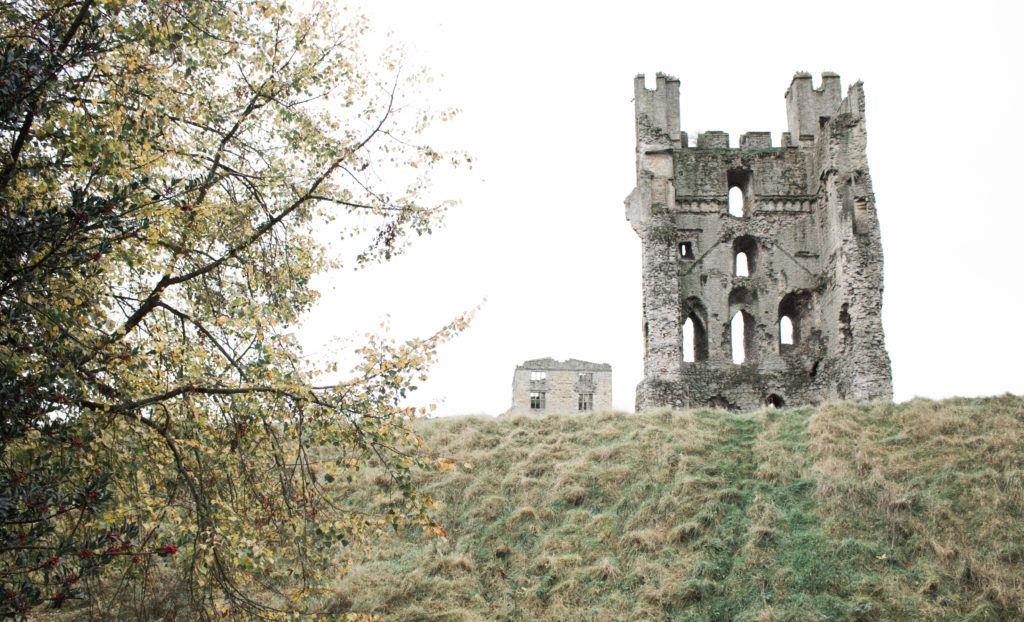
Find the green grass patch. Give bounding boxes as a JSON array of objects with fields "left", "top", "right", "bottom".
[{"left": 323, "top": 396, "right": 1024, "bottom": 621}]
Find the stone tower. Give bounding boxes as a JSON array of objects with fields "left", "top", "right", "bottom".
[{"left": 625, "top": 72, "right": 892, "bottom": 411}]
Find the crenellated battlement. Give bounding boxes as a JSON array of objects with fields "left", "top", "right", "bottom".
[
  {"left": 634, "top": 73, "right": 681, "bottom": 150},
  {"left": 634, "top": 72, "right": 864, "bottom": 154},
  {"left": 785, "top": 71, "right": 842, "bottom": 140},
  {"left": 696, "top": 131, "right": 729, "bottom": 149},
  {"left": 739, "top": 132, "right": 772, "bottom": 149}
]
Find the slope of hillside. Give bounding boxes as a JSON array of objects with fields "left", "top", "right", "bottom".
[{"left": 329, "top": 396, "right": 1024, "bottom": 621}]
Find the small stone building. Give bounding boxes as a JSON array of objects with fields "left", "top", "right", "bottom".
[
  {"left": 626, "top": 72, "right": 892, "bottom": 412},
  {"left": 506, "top": 358, "right": 612, "bottom": 416}
]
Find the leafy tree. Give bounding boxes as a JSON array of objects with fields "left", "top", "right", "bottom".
[{"left": 0, "top": 0, "right": 467, "bottom": 617}]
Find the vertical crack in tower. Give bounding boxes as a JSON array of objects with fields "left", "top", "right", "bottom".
[{"left": 626, "top": 72, "right": 892, "bottom": 411}]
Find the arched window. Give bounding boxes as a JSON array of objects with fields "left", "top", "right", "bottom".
[
  {"left": 730, "top": 312, "right": 746, "bottom": 364},
  {"left": 728, "top": 289, "right": 757, "bottom": 364},
  {"left": 727, "top": 169, "right": 752, "bottom": 218},
  {"left": 681, "top": 298, "right": 709, "bottom": 363},
  {"left": 728, "top": 186, "right": 744, "bottom": 217},
  {"left": 779, "top": 316, "right": 794, "bottom": 345},
  {"left": 732, "top": 236, "right": 758, "bottom": 276},
  {"left": 735, "top": 252, "right": 749, "bottom": 277},
  {"left": 778, "top": 290, "right": 812, "bottom": 352}
]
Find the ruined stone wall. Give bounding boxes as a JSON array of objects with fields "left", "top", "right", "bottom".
[
  {"left": 626, "top": 72, "right": 892, "bottom": 412},
  {"left": 506, "top": 358, "right": 613, "bottom": 416}
]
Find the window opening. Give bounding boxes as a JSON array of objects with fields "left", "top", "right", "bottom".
[
  {"left": 682, "top": 299, "right": 709, "bottom": 362},
  {"left": 530, "top": 391, "right": 545, "bottom": 410},
  {"left": 679, "top": 241, "right": 694, "bottom": 259},
  {"left": 530, "top": 371, "right": 546, "bottom": 381},
  {"left": 578, "top": 372, "right": 593, "bottom": 383},
  {"left": 765, "top": 394, "right": 785, "bottom": 409},
  {"left": 728, "top": 186, "right": 744, "bottom": 217},
  {"left": 730, "top": 312, "right": 746, "bottom": 364},
  {"left": 682, "top": 318, "right": 695, "bottom": 362},
  {"left": 778, "top": 290, "right": 811, "bottom": 351},
  {"left": 578, "top": 393, "right": 593, "bottom": 411},
  {"left": 732, "top": 236, "right": 758, "bottom": 275},
  {"left": 780, "top": 316, "right": 794, "bottom": 345},
  {"left": 727, "top": 169, "right": 752, "bottom": 217},
  {"left": 735, "top": 252, "right": 749, "bottom": 277}
]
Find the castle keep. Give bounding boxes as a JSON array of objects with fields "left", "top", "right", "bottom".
[{"left": 626, "top": 72, "right": 892, "bottom": 411}]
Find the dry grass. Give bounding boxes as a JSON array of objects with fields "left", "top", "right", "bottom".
[{"left": 321, "top": 396, "right": 1024, "bottom": 620}]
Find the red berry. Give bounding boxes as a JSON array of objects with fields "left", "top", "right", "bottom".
[
  {"left": 79, "top": 549, "right": 93, "bottom": 559},
  {"left": 157, "top": 544, "right": 177, "bottom": 557},
  {"left": 47, "top": 556, "right": 58, "bottom": 567},
  {"left": 131, "top": 555, "right": 141, "bottom": 564},
  {"left": 90, "top": 251, "right": 101, "bottom": 261},
  {"left": 180, "top": 203, "right": 193, "bottom": 212}
]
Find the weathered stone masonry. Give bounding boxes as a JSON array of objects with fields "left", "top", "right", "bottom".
[
  {"left": 626, "top": 72, "right": 892, "bottom": 411},
  {"left": 506, "top": 358, "right": 612, "bottom": 416}
]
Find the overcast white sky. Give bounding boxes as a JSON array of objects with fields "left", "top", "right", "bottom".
[{"left": 297, "top": 0, "right": 1024, "bottom": 415}]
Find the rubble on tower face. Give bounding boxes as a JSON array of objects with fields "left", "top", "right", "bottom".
[{"left": 626, "top": 72, "right": 892, "bottom": 412}]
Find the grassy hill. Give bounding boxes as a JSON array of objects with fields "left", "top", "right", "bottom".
[{"left": 329, "top": 396, "right": 1024, "bottom": 621}]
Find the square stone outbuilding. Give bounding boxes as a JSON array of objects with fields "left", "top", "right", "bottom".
[{"left": 506, "top": 358, "right": 612, "bottom": 416}]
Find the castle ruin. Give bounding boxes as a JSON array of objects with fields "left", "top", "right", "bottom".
[
  {"left": 507, "top": 358, "right": 612, "bottom": 416},
  {"left": 626, "top": 72, "right": 892, "bottom": 411}
]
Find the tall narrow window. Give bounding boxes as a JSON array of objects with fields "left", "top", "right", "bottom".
[
  {"left": 728, "top": 186, "right": 744, "bottom": 217},
  {"left": 779, "top": 316, "right": 794, "bottom": 345},
  {"left": 727, "top": 169, "right": 751, "bottom": 217},
  {"left": 735, "top": 252, "right": 749, "bottom": 277},
  {"left": 840, "top": 303, "right": 852, "bottom": 345},
  {"left": 731, "top": 312, "right": 746, "bottom": 364},
  {"left": 682, "top": 317, "right": 695, "bottom": 362},
  {"left": 681, "top": 299, "right": 709, "bottom": 363}
]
